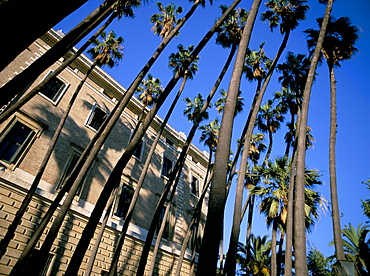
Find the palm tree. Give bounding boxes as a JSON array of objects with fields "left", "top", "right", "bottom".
[
  {"left": 197, "top": 0, "right": 263, "bottom": 274},
  {"left": 255, "top": 99, "right": 285, "bottom": 164},
  {"left": 293, "top": 0, "right": 334, "bottom": 273},
  {"left": 337, "top": 223, "right": 370, "bottom": 275},
  {"left": 7, "top": 30, "right": 124, "bottom": 275},
  {"left": 305, "top": 16, "right": 359, "bottom": 264},
  {"left": 150, "top": 2, "right": 183, "bottom": 39},
  {"left": 215, "top": 89, "right": 244, "bottom": 116},
  {"left": 237, "top": 235, "right": 272, "bottom": 276},
  {"left": 251, "top": 157, "right": 323, "bottom": 276}
]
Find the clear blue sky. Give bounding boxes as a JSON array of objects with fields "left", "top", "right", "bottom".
[{"left": 55, "top": 0, "right": 370, "bottom": 258}]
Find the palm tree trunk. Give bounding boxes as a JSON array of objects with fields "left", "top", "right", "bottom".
[
  {"left": 197, "top": 0, "right": 261, "bottom": 274},
  {"left": 294, "top": 1, "right": 333, "bottom": 274},
  {"left": 264, "top": 129, "right": 273, "bottom": 164},
  {"left": 0, "top": 0, "right": 118, "bottom": 109},
  {"left": 328, "top": 62, "right": 346, "bottom": 261},
  {"left": 271, "top": 219, "right": 278, "bottom": 276},
  {"left": 284, "top": 112, "right": 295, "bottom": 158},
  {"left": 174, "top": 170, "right": 213, "bottom": 276},
  {"left": 0, "top": 0, "right": 88, "bottom": 72},
  {"left": 0, "top": 60, "right": 97, "bottom": 260},
  {"left": 284, "top": 111, "right": 299, "bottom": 276},
  {"left": 85, "top": 186, "right": 118, "bottom": 276},
  {"left": 147, "top": 171, "right": 179, "bottom": 276},
  {"left": 0, "top": 9, "right": 118, "bottom": 124}
]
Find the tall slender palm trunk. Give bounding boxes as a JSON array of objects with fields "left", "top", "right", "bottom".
[
  {"left": 294, "top": 1, "right": 333, "bottom": 274},
  {"left": 328, "top": 62, "right": 346, "bottom": 261},
  {"left": 0, "top": 0, "right": 118, "bottom": 109},
  {"left": 174, "top": 170, "right": 213, "bottom": 276},
  {"left": 197, "top": 0, "right": 261, "bottom": 274},
  {"left": 147, "top": 170, "right": 181, "bottom": 276}
]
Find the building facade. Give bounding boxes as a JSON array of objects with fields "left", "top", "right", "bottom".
[{"left": 0, "top": 29, "right": 209, "bottom": 276}]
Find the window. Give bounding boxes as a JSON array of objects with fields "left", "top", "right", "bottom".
[
  {"left": 189, "top": 223, "right": 201, "bottom": 252},
  {"left": 156, "top": 205, "right": 170, "bottom": 240},
  {"left": 132, "top": 139, "right": 143, "bottom": 160},
  {"left": 29, "top": 249, "right": 55, "bottom": 276},
  {"left": 161, "top": 156, "right": 173, "bottom": 178},
  {"left": 56, "top": 148, "right": 82, "bottom": 192},
  {"left": 190, "top": 175, "right": 200, "bottom": 197},
  {"left": 38, "top": 72, "right": 69, "bottom": 103},
  {"left": 165, "top": 137, "right": 174, "bottom": 147},
  {"left": 114, "top": 184, "right": 134, "bottom": 218},
  {"left": 86, "top": 104, "right": 108, "bottom": 131},
  {"left": 0, "top": 120, "right": 36, "bottom": 164}
]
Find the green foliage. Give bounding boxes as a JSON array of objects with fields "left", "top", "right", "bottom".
[
  {"left": 215, "top": 5, "right": 248, "bottom": 49},
  {"left": 150, "top": 2, "right": 183, "bottom": 39},
  {"left": 183, "top": 93, "right": 210, "bottom": 123},
  {"left": 87, "top": 31, "right": 124, "bottom": 68},
  {"left": 361, "top": 179, "right": 370, "bottom": 221},
  {"left": 168, "top": 44, "right": 199, "bottom": 79},
  {"left": 135, "top": 73, "right": 163, "bottom": 107},
  {"left": 215, "top": 89, "right": 244, "bottom": 115},
  {"left": 305, "top": 16, "right": 360, "bottom": 67},
  {"left": 236, "top": 235, "right": 271, "bottom": 276},
  {"left": 261, "top": 0, "right": 309, "bottom": 34},
  {"left": 307, "top": 246, "right": 335, "bottom": 276}
]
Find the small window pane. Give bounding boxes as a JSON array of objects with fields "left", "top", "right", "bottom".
[
  {"left": 114, "top": 184, "right": 134, "bottom": 218},
  {"left": 57, "top": 150, "right": 81, "bottom": 190},
  {"left": 190, "top": 175, "right": 199, "bottom": 196},
  {"left": 87, "top": 106, "right": 107, "bottom": 131},
  {"left": 39, "top": 77, "right": 66, "bottom": 102},
  {"left": 132, "top": 140, "right": 143, "bottom": 159},
  {"left": 156, "top": 206, "right": 170, "bottom": 240},
  {"left": 0, "top": 121, "right": 34, "bottom": 163},
  {"left": 162, "top": 157, "right": 172, "bottom": 177}
]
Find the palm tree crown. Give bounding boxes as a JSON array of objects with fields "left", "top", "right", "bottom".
[
  {"left": 215, "top": 5, "right": 248, "bottom": 49},
  {"left": 135, "top": 74, "right": 163, "bottom": 107},
  {"left": 168, "top": 44, "right": 199, "bottom": 79},
  {"left": 150, "top": 2, "right": 183, "bottom": 39},
  {"left": 261, "top": 0, "right": 309, "bottom": 34},
  {"left": 305, "top": 16, "right": 360, "bottom": 67},
  {"left": 87, "top": 30, "right": 124, "bottom": 68}
]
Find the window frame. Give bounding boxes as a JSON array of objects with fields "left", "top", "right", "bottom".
[
  {"left": 113, "top": 183, "right": 134, "bottom": 219},
  {"left": 156, "top": 204, "right": 172, "bottom": 241},
  {"left": 132, "top": 138, "right": 145, "bottom": 161},
  {"left": 161, "top": 155, "right": 173, "bottom": 178},
  {"left": 0, "top": 116, "right": 41, "bottom": 168},
  {"left": 190, "top": 173, "right": 200, "bottom": 197},
  {"left": 38, "top": 70, "right": 69, "bottom": 104},
  {"left": 85, "top": 103, "right": 109, "bottom": 132},
  {"left": 56, "top": 146, "right": 83, "bottom": 193}
]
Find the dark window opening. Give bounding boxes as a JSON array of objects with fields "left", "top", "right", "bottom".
[{"left": 0, "top": 121, "right": 35, "bottom": 164}]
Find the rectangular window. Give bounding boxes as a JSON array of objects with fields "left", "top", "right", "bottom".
[
  {"left": 190, "top": 175, "right": 200, "bottom": 197},
  {"left": 38, "top": 72, "right": 69, "bottom": 103},
  {"left": 132, "top": 139, "right": 143, "bottom": 160},
  {"left": 29, "top": 249, "right": 54, "bottom": 276},
  {"left": 161, "top": 156, "right": 172, "bottom": 178},
  {"left": 0, "top": 120, "right": 36, "bottom": 164},
  {"left": 86, "top": 104, "right": 108, "bottom": 131},
  {"left": 57, "top": 149, "right": 82, "bottom": 193},
  {"left": 156, "top": 206, "right": 170, "bottom": 240},
  {"left": 114, "top": 184, "right": 134, "bottom": 218}
]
